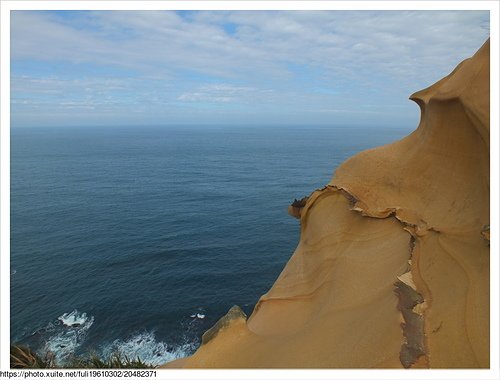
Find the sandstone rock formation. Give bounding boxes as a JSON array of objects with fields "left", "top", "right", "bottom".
[{"left": 164, "top": 39, "right": 490, "bottom": 369}]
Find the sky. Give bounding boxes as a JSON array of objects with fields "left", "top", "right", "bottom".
[{"left": 10, "top": 10, "right": 490, "bottom": 128}]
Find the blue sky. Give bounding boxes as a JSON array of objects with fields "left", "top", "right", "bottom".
[{"left": 10, "top": 10, "right": 489, "bottom": 128}]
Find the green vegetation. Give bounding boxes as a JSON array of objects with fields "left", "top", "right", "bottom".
[{"left": 10, "top": 345, "right": 155, "bottom": 369}]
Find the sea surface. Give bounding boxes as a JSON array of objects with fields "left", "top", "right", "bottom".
[{"left": 10, "top": 125, "right": 412, "bottom": 365}]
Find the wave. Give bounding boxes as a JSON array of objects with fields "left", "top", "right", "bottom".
[
  {"left": 58, "top": 310, "right": 92, "bottom": 327},
  {"left": 40, "top": 310, "right": 94, "bottom": 363},
  {"left": 20, "top": 310, "right": 198, "bottom": 367},
  {"left": 189, "top": 313, "right": 205, "bottom": 319},
  {"left": 101, "top": 331, "right": 195, "bottom": 367}
]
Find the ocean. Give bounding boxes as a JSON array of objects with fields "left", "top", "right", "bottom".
[{"left": 10, "top": 125, "right": 412, "bottom": 366}]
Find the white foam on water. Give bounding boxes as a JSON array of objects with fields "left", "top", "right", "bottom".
[
  {"left": 41, "top": 310, "right": 94, "bottom": 363},
  {"left": 190, "top": 308, "right": 207, "bottom": 320},
  {"left": 58, "top": 310, "right": 91, "bottom": 327},
  {"left": 102, "top": 331, "right": 195, "bottom": 367},
  {"left": 190, "top": 313, "right": 205, "bottom": 319},
  {"left": 32, "top": 311, "right": 198, "bottom": 367}
]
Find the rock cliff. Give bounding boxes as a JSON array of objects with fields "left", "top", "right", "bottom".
[{"left": 164, "top": 39, "right": 490, "bottom": 368}]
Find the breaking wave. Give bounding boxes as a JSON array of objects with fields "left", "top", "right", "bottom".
[
  {"left": 101, "top": 331, "right": 196, "bottom": 366},
  {"left": 40, "top": 310, "right": 94, "bottom": 363},
  {"left": 19, "top": 310, "right": 200, "bottom": 367}
]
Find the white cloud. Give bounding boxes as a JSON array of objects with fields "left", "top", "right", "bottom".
[
  {"left": 11, "top": 10, "right": 489, "bottom": 87},
  {"left": 177, "top": 83, "right": 264, "bottom": 103},
  {"left": 10, "top": 10, "right": 490, "bottom": 126}
]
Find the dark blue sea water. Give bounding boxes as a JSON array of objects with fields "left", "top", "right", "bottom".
[{"left": 10, "top": 125, "right": 412, "bottom": 365}]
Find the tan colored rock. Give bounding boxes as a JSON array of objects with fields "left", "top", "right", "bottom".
[{"left": 163, "top": 39, "right": 490, "bottom": 369}]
